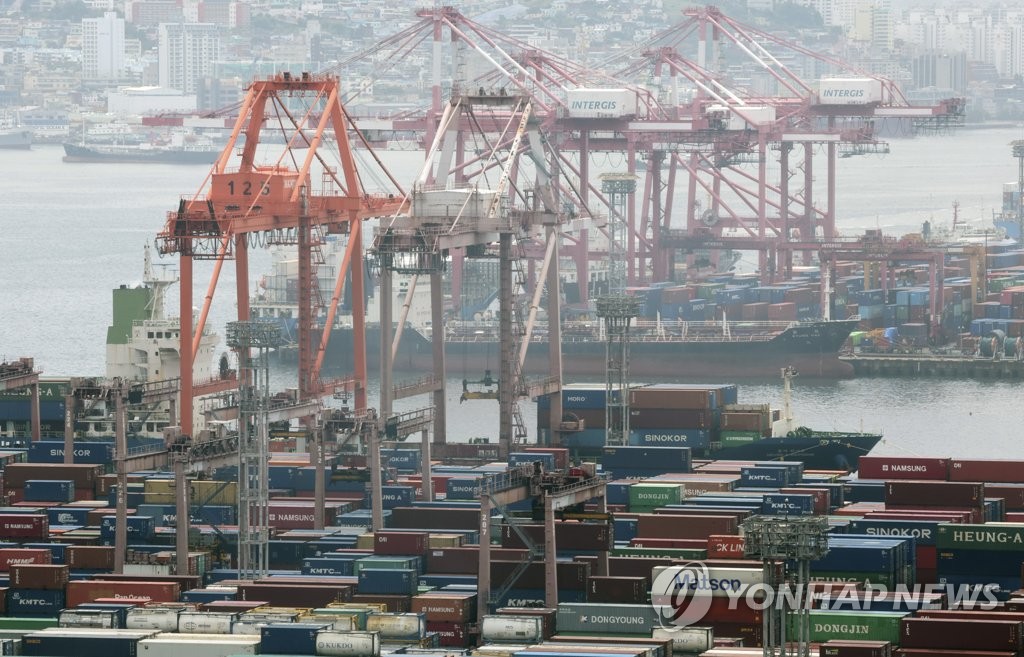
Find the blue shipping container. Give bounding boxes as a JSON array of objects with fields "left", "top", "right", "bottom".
[
  {"left": 761, "top": 493, "right": 814, "bottom": 516},
  {"left": 740, "top": 466, "right": 789, "bottom": 488},
  {"left": 628, "top": 429, "right": 710, "bottom": 448},
  {"left": 7, "top": 588, "right": 65, "bottom": 617},
  {"left": 261, "top": 622, "right": 332, "bottom": 655},
  {"left": 357, "top": 568, "right": 418, "bottom": 595},
  {"left": 23, "top": 480, "right": 75, "bottom": 503}
]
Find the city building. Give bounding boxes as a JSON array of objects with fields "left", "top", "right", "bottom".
[{"left": 158, "top": 22, "right": 219, "bottom": 95}]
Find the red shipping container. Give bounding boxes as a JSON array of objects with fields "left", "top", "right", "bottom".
[
  {"left": 818, "top": 640, "right": 890, "bottom": 657},
  {"left": 0, "top": 514, "right": 47, "bottom": 540},
  {"left": 984, "top": 484, "right": 1024, "bottom": 510},
  {"left": 0, "top": 548, "right": 51, "bottom": 571},
  {"left": 630, "top": 408, "right": 713, "bottom": 430},
  {"left": 522, "top": 447, "right": 569, "bottom": 470},
  {"left": 768, "top": 303, "right": 798, "bottom": 321},
  {"left": 702, "top": 596, "right": 763, "bottom": 624},
  {"left": 2, "top": 464, "right": 101, "bottom": 489},
  {"left": 949, "top": 460, "right": 1024, "bottom": 483},
  {"left": 389, "top": 506, "right": 478, "bottom": 530},
  {"left": 897, "top": 646, "right": 1015, "bottom": 650},
  {"left": 426, "top": 621, "right": 470, "bottom": 647},
  {"left": 629, "top": 537, "right": 706, "bottom": 549},
  {"left": 586, "top": 576, "right": 647, "bottom": 604},
  {"left": 374, "top": 531, "right": 428, "bottom": 555},
  {"left": 66, "top": 580, "right": 181, "bottom": 607},
  {"left": 351, "top": 594, "right": 410, "bottom": 612},
  {"left": 636, "top": 513, "right": 738, "bottom": 539},
  {"left": 66, "top": 546, "right": 116, "bottom": 570},
  {"left": 426, "top": 547, "right": 529, "bottom": 574},
  {"left": 411, "top": 592, "right": 476, "bottom": 622},
  {"left": 866, "top": 510, "right": 969, "bottom": 523},
  {"left": 266, "top": 503, "right": 337, "bottom": 529},
  {"left": 858, "top": 456, "right": 949, "bottom": 481},
  {"left": 885, "top": 481, "right": 984, "bottom": 508},
  {"left": 707, "top": 535, "right": 745, "bottom": 559},
  {"left": 916, "top": 545, "right": 937, "bottom": 570},
  {"left": 899, "top": 617, "right": 1023, "bottom": 652},
  {"left": 9, "top": 564, "right": 69, "bottom": 590},
  {"left": 882, "top": 505, "right": 983, "bottom": 523},
  {"left": 238, "top": 582, "right": 351, "bottom": 607}
]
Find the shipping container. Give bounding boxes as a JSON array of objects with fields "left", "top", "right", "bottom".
[
  {"left": 482, "top": 615, "right": 546, "bottom": 643},
  {"left": 137, "top": 633, "right": 262, "bottom": 657},
  {"left": 22, "top": 628, "right": 158, "bottom": 657},
  {"left": 315, "top": 630, "right": 381, "bottom": 657}
]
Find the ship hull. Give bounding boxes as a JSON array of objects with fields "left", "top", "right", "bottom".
[
  {"left": 62, "top": 142, "right": 219, "bottom": 164},
  {"left": 278, "top": 319, "right": 857, "bottom": 379},
  {"left": 0, "top": 130, "right": 32, "bottom": 150},
  {"left": 704, "top": 433, "right": 879, "bottom": 471}
]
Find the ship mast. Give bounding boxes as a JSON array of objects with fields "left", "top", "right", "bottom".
[
  {"left": 778, "top": 365, "right": 798, "bottom": 436},
  {"left": 143, "top": 242, "right": 176, "bottom": 321}
]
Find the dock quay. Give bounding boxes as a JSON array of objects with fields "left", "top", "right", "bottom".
[{"left": 841, "top": 353, "right": 1024, "bottom": 378}]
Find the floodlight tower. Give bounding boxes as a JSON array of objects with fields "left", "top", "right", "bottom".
[
  {"left": 743, "top": 515, "right": 830, "bottom": 657},
  {"left": 600, "top": 173, "right": 638, "bottom": 292},
  {"left": 227, "top": 319, "right": 282, "bottom": 579},
  {"left": 595, "top": 295, "right": 642, "bottom": 446}
]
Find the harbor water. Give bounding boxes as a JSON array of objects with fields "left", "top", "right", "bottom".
[{"left": 2, "top": 133, "right": 1024, "bottom": 454}]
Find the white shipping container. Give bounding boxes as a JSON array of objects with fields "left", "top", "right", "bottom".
[
  {"left": 231, "top": 620, "right": 266, "bottom": 635},
  {"left": 652, "top": 565, "right": 765, "bottom": 597},
  {"left": 706, "top": 104, "right": 776, "bottom": 130},
  {"left": 177, "top": 611, "right": 237, "bottom": 634},
  {"left": 653, "top": 626, "right": 714, "bottom": 653},
  {"left": 315, "top": 630, "right": 382, "bottom": 657},
  {"left": 365, "top": 613, "right": 425, "bottom": 639},
  {"left": 411, "top": 188, "right": 499, "bottom": 219},
  {"left": 817, "top": 77, "right": 883, "bottom": 105},
  {"left": 138, "top": 634, "right": 261, "bottom": 657},
  {"left": 566, "top": 88, "right": 637, "bottom": 119},
  {"left": 58, "top": 609, "right": 119, "bottom": 628},
  {"left": 303, "top": 613, "right": 356, "bottom": 631},
  {"left": 126, "top": 608, "right": 182, "bottom": 631},
  {"left": 480, "top": 616, "right": 544, "bottom": 644}
]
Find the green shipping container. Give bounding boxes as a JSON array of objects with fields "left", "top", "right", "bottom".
[
  {"left": 796, "top": 610, "right": 907, "bottom": 646},
  {"left": 936, "top": 523, "right": 1024, "bottom": 552},
  {"left": 809, "top": 571, "right": 896, "bottom": 587},
  {"left": 0, "top": 618, "right": 60, "bottom": 631},
  {"left": 629, "top": 483, "right": 683, "bottom": 510},
  {"left": 719, "top": 431, "right": 761, "bottom": 447},
  {"left": 353, "top": 556, "right": 420, "bottom": 575}
]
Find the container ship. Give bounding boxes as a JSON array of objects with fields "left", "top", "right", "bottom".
[
  {"left": 0, "top": 128, "right": 32, "bottom": 150},
  {"left": 536, "top": 382, "right": 880, "bottom": 471},
  {"left": 254, "top": 242, "right": 858, "bottom": 379},
  {"left": 62, "top": 138, "right": 220, "bottom": 165}
]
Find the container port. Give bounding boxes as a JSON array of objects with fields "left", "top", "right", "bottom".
[{"left": 5, "top": 5, "right": 1024, "bottom": 656}]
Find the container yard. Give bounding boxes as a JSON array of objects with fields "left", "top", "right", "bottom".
[{"left": 0, "top": 437, "right": 1020, "bottom": 655}]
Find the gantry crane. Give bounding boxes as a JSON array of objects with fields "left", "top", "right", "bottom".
[
  {"left": 155, "top": 72, "right": 405, "bottom": 577},
  {"left": 372, "top": 91, "right": 564, "bottom": 455},
  {"left": 156, "top": 72, "right": 405, "bottom": 438},
  {"left": 476, "top": 463, "right": 609, "bottom": 621}
]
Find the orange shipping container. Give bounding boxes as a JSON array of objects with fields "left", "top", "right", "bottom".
[{"left": 66, "top": 580, "right": 180, "bottom": 607}]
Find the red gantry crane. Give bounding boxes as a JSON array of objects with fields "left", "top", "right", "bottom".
[{"left": 156, "top": 72, "right": 405, "bottom": 438}]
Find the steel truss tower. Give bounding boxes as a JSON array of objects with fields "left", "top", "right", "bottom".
[
  {"left": 227, "top": 319, "right": 282, "bottom": 578},
  {"left": 595, "top": 295, "right": 641, "bottom": 446},
  {"left": 599, "top": 174, "right": 637, "bottom": 294},
  {"left": 742, "top": 515, "right": 830, "bottom": 657}
]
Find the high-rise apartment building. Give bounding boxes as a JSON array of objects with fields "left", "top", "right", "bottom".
[
  {"left": 158, "top": 22, "right": 219, "bottom": 94},
  {"left": 82, "top": 11, "right": 125, "bottom": 80}
]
